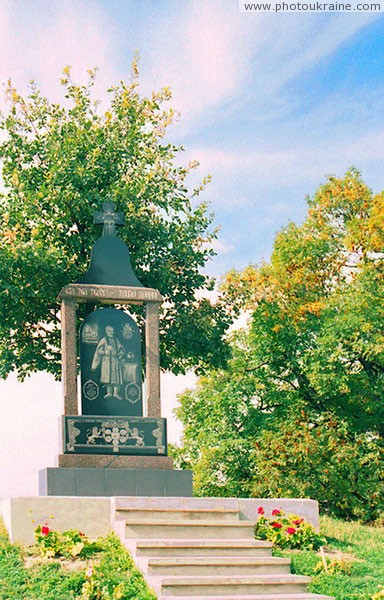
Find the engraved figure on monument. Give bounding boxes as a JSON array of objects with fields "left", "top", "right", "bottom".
[
  {"left": 86, "top": 426, "right": 102, "bottom": 444},
  {"left": 80, "top": 307, "right": 143, "bottom": 417},
  {"left": 91, "top": 325, "right": 125, "bottom": 400}
]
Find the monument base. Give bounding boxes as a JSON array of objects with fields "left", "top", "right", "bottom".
[
  {"left": 58, "top": 454, "right": 174, "bottom": 469},
  {"left": 39, "top": 467, "right": 193, "bottom": 497}
]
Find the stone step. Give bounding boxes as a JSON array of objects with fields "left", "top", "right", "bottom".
[
  {"left": 157, "top": 595, "right": 334, "bottom": 599},
  {"left": 158, "top": 574, "right": 313, "bottom": 596},
  {"left": 147, "top": 556, "right": 291, "bottom": 576},
  {"left": 125, "top": 520, "right": 255, "bottom": 539},
  {"left": 117, "top": 507, "right": 241, "bottom": 522},
  {"left": 135, "top": 539, "right": 273, "bottom": 557}
]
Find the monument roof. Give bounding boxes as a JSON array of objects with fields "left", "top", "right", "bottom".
[{"left": 78, "top": 202, "right": 143, "bottom": 287}]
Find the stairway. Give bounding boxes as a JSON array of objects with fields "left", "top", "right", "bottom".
[{"left": 115, "top": 503, "right": 334, "bottom": 599}]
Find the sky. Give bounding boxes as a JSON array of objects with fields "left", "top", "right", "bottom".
[{"left": 1, "top": 0, "right": 384, "bottom": 497}]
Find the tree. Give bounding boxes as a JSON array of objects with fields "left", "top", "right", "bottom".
[
  {"left": 251, "top": 410, "right": 384, "bottom": 522},
  {"left": 0, "top": 64, "right": 231, "bottom": 380},
  {"left": 175, "top": 169, "right": 384, "bottom": 519},
  {"left": 221, "top": 169, "right": 384, "bottom": 434}
]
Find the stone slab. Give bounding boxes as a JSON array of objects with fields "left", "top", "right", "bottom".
[
  {"left": 58, "top": 454, "right": 174, "bottom": 469},
  {"left": 38, "top": 468, "right": 193, "bottom": 498},
  {"left": 1, "top": 496, "right": 319, "bottom": 546},
  {"left": 63, "top": 416, "right": 166, "bottom": 455},
  {"left": 1, "top": 496, "right": 112, "bottom": 545},
  {"left": 114, "top": 497, "right": 320, "bottom": 529},
  {"left": 59, "top": 283, "right": 163, "bottom": 304}
]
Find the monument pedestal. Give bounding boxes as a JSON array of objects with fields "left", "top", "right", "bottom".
[
  {"left": 58, "top": 454, "right": 174, "bottom": 469},
  {"left": 40, "top": 451, "right": 193, "bottom": 497},
  {"left": 39, "top": 462, "right": 193, "bottom": 497}
]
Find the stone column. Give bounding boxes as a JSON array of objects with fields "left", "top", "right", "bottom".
[
  {"left": 61, "top": 298, "right": 78, "bottom": 415},
  {"left": 145, "top": 301, "right": 161, "bottom": 417}
]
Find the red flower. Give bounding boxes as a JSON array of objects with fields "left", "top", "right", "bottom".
[
  {"left": 257, "top": 506, "right": 265, "bottom": 515},
  {"left": 272, "top": 509, "right": 282, "bottom": 516},
  {"left": 287, "top": 527, "right": 296, "bottom": 534},
  {"left": 271, "top": 522, "right": 282, "bottom": 529},
  {"left": 41, "top": 526, "right": 50, "bottom": 536},
  {"left": 293, "top": 518, "right": 304, "bottom": 526}
]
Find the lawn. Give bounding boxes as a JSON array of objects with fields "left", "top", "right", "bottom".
[
  {"left": 0, "top": 519, "right": 156, "bottom": 600},
  {"left": 0, "top": 515, "right": 383, "bottom": 599},
  {"left": 277, "top": 515, "right": 384, "bottom": 600}
]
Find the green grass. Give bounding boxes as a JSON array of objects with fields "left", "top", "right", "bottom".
[
  {"left": 275, "top": 515, "right": 384, "bottom": 600},
  {"left": 2, "top": 515, "right": 384, "bottom": 599},
  {"left": 0, "top": 521, "right": 156, "bottom": 600}
]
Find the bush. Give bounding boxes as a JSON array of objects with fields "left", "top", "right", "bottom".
[
  {"left": 0, "top": 533, "right": 28, "bottom": 598},
  {"left": 80, "top": 533, "right": 156, "bottom": 600},
  {"left": 0, "top": 523, "right": 156, "bottom": 600},
  {"left": 251, "top": 412, "right": 384, "bottom": 522},
  {"left": 254, "top": 507, "right": 325, "bottom": 550},
  {"left": 34, "top": 524, "right": 105, "bottom": 559}
]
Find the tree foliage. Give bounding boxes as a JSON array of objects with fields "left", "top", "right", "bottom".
[
  {"left": 0, "top": 64, "right": 230, "bottom": 379},
  {"left": 175, "top": 169, "right": 384, "bottom": 520},
  {"left": 252, "top": 411, "right": 384, "bottom": 522}
]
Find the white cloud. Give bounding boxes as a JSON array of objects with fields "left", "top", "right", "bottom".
[
  {"left": 253, "top": 15, "right": 378, "bottom": 95},
  {"left": 0, "top": 0, "right": 119, "bottom": 106},
  {"left": 245, "top": 14, "right": 377, "bottom": 89},
  {"left": 143, "top": 0, "right": 253, "bottom": 126},
  {"left": 210, "top": 238, "right": 233, "bottom": 255},
  {"left": 280, "top": 15, "right": 378, "bottom": 88},
  {"left": 187, "top": 119, "right": 384, "bottom": 211},
  {"left": 139, "top": 9, "right": 381, "bottom": 142}
]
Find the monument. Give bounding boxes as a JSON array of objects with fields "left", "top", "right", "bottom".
[{"left": 39, "top": 202, "right": 192, "bottom": 496}]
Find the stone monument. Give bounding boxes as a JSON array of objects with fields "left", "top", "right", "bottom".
[{"left": 39, "top": 202, "right": 192, "bottom": 496}]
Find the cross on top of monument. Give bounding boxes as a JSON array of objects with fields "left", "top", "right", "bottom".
[{"left": 93, "top": 202, "right": 125, "bottom": 237}]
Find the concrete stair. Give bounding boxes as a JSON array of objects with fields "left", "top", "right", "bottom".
[
  {"left": 147, "top": 557, "right": 292, "bottom": 576},
  {"left": 158, "top": 596, "right": 334, "bottom": 599},
  {"left": 115, "top": 504, "right": 334, "bottom": 599}
]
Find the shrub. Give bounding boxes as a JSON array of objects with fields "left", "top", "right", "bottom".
[
  {"left": 254, "top": 507, "right": 325, "bottom": 550},
  {"left": 34, "top": 525, "right": 104, "bottom": 559},
  {"left": 80, "top": 533, "right": 156, "bottom": 600},
  {"left": 251, "top": 412, "right": 384, "bottom": 522}
]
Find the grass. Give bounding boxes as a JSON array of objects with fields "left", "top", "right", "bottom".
[
  {"left": 0, "top": 519, "right": 156, "bottom": 600},
  {"left": 275, "top": 515, "right": 384, "bottom": 600},
  {"left": 1, "top": 515, "right": 383, "bottom": 599}
]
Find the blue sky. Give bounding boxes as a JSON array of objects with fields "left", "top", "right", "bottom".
[
  {"left": 1, "top": 1, "right": 384, "bottom": 495},
  {"left": 1, "top": 1, "right": 383, "bottom": 278}
]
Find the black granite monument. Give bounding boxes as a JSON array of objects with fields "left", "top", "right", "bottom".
[{"left": 39, "top": 201, "right": 193, "bottom": 497}]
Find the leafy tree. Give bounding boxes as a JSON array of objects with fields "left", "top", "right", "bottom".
[
  {"left": 251, "top": 411, "right": 384, "bottom": 522},
  {"left": 176, "top": 169, "right": 384, "bottom": 519},
  {"left": 174, "top": 336, "right": 262, "bottom": 496},
  {"left": 0, "top": 63, "right": 230, "bottom": 380},
  {"left": 221, "top": 169, "right": 384, "bottom": 434}
]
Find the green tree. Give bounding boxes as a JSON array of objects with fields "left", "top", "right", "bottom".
[
  {"left": 176, "top": 169, "right": 384, "bottom": 518},
  {"left": 0, "top": 64, "right": 230, "bottom": 380},
  {"left": 251, "top": 411, "right": 384, "bottom": 522},
  {"left": 174, "top": 334, "right": 262, "bottom": 496},
  {"left": 221, "top": 169, "right": 384, "bottom": 434}
]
